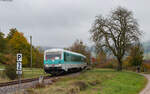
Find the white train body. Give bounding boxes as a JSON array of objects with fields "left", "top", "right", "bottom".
[{"left": 44, "top": 49, "right": 87, "bottom": 74}]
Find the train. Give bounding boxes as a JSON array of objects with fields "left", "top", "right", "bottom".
[{"left": 44, "top": 48, "right": 87, "bottom": 75}]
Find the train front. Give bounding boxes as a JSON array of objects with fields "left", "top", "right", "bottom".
[{"left": 44, "top": 49, "right": 64, "bottom": 75}]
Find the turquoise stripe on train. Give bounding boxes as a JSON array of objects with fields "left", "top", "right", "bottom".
[
  {"left": 44, "top": 60, "right": 84, "bottom": 64},
  {"left": 44, "top": 60, "right": 64, "bottom": 64}
]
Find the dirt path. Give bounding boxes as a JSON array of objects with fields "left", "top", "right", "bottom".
[{"left": 140, "top": 74, "right": 150, "bottom": 94}]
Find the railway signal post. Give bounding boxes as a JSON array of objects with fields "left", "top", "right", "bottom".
[{"left": 16, "top": 53, "right": 22, "bottom": 91}]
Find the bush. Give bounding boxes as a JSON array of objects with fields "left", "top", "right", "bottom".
[
  {"left": 94, "top": 62, "right": 114, "bottom": 68},
  {"left": 4, "top": 54, "right": 16, "bottom": 65},
  {"left": 67, "top": 86, "right": 80, "bottom": 94},
  {"left": 88, "top": 80, "right": 101, "bottom": 86},
  {"left": 0, "top": 53, "right": 7, "bottom": 64},
  {"left": 92, "top": 59, "right": 118, "bottom": 69},
  {"left": 71, "top": 81, "right": 88, "bottom": 91},
  {"left": 4, "top": 64, "right": 17, "bottom": 80},
  {"left": 142, "top": 63, "right": 150, "bottom": 72}
]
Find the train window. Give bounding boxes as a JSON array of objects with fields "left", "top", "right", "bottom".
[
  {"left": 64, "top": 53, "right": 67, "bottom": 61},
  {"left": 46, "top": 52, "right": 61, "bottom": 60},
  {"left": 64, "top": 53, "right": 71, "bottom": 62},
  {"left": 81, "top": 57, "right": 84, "bottom": 62},
  {"left": 64, "top": 52, "right": 85, "bottom": 62},
  {"left": 71, "top": 55, "right": 82, "bottom": 62}
]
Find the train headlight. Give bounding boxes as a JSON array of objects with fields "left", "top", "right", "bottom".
[
  {"left": 55, "top": 64, "right": 61, "bottom": 67},
  {"left": 45, "top": 64, "right": 49, "bottom": 67}
]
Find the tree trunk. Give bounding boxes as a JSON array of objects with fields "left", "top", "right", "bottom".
[{"left": 117, "top": 59, "right": 122, "bottom": 71}]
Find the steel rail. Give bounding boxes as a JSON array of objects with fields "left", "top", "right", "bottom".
[{"left": 0, "top": 76, "right": 52, "bottom": 87}]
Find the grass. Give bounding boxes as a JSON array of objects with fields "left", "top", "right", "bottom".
[
  {"left": 0, "top": 67, "right": 49, "bottom": 82},
  {"left": 25, "top": 68, "right": 147, "bottom": 94},
  {"left": 22, "top": 68, "right": 48, "bottom": 79},
  {"left": 0, "top": 64, "right": 5, "bottom": 69},
  {"left": 0, "top": 71, "right": 10, "bottom": 82}
]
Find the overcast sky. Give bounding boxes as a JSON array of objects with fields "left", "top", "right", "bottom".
[{"left": 0, "top": 0, "right": 149, "bottom": 47}]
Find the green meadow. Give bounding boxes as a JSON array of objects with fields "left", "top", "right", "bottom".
[{"left": 25, "top": 68, "right": 146, "bottom": 94}]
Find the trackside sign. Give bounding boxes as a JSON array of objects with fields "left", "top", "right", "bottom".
[
  {"left": 17, "top": 53, "right": 22, "bottom": 62},
  {"left": 16, "top": 53, "right": 22, "bottom": 74}
]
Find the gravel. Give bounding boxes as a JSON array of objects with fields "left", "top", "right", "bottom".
[
  {"left": 0, "top": 78, "right": 55, "bottom": 94},
  {"left": 0, "top": 72, "right": 81, "bottom": 94}
]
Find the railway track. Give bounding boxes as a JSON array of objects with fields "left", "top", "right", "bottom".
[
  {"left": 0, "top": 72, "right": 79, "bottom": 88},
  {"left": 0, "top": 75, "right": 52, "bottom": 87},
  {"left": 0, "top": 72, "right": 81, "bottom": 94}
]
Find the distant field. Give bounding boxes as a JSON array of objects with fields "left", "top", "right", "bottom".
[
  {"left": 144, "top": 53, "right": 150, "bottom": 60},
  {"left": 27, "top": 69, "right": 146, "bottom": 94}
]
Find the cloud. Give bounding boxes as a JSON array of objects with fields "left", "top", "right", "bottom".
[{"left": 0, "top": 0, "right": 149, "bottom": 47}]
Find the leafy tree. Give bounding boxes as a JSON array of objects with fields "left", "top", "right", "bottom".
[
  {"left": 90, "top": 7, "right": 141, "bottom": 71},
  {"left": 0, "top": 28, "right": 43, "bottom": 68},
  {"left": 68, "top": 40, "right": 91, "bottom": 64},
  {"left": 0, "top": 32, "right": 7, "bottom": 64},
  {"left": 3, "top": 54, "right": 16, "bottom": 65},
  {"left": 32, "top": 47, "right": 43, "bottom": 68},
  {"left": 0, "top": 32, "right": 6, "bottom": 53},
  {"left": 8, "top": 30, "right": 30, "bottom": 54},
  {"left": 0, "top": 53, "right": 6, "bottom": 64},
  {"left": 7, "top": 28, "right": 43, "bottom": 67},
  {"left": 4, "top": 64, "right": 17, "bottom": 80},
  {"left": 7, "top": 29, "right": 30, "bottom": 66},
  {"left": 7, "top": 28, "right": 17, "bottom": 40},
  {"left": 128, "top": 43, "right": 144, "bottom": 67},
  {"left": 3, "top": 54, "right": 17, "bottom": 80}
]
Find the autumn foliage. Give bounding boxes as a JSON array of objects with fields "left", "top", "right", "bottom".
[{"left": 0, "top": 28, "right": 43, "bottom": 68}]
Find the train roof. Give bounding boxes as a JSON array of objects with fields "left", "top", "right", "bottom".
[{"left": 45, "top": 48, "right": 86, "bottom": 58}]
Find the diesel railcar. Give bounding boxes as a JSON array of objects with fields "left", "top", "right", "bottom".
[{"left": 44, "top": 49, "right": 87, "bottom": 75}]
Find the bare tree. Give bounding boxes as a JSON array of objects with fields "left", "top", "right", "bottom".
[{"left": 90, "top": 7, "right": 141, "bottom": 71}]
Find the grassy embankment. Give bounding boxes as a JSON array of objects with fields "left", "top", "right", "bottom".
[
  {"left": 26, "top": 69, "right": 147, "bottom": 94},
  {"left": 22, "top": 68, "right": 47, "bottom": 79},
  {"left": 0, "top": 65, "right": 48, "bottom": 82}
]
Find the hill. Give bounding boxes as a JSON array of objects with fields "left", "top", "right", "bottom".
[
  {"left": 143, "top": 41, "right": 150, "bottom": 59},
  {"left": 39, "top": 41, "right": 150, "bottom": 60}
]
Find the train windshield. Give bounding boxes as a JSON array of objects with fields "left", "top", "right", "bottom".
[{"left": 46, "top": 52, "right": 61, "bottom": 60}]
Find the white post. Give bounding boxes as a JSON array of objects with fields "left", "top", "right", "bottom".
[
  {"left": 30, "top": 36, "right": 32, "bottom": 70},
  {"left": 16, "top": 53, "right": 22, "bottom": 91}
]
